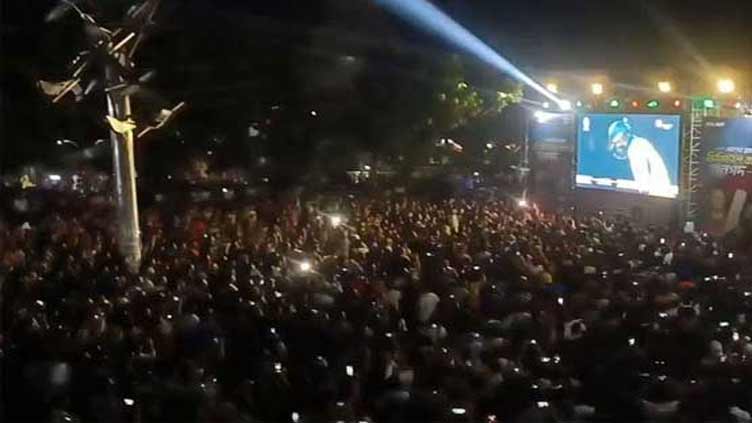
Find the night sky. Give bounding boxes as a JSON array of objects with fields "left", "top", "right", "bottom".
[{"left": 2, "top": 0, "right": 750, "bottom": 171}]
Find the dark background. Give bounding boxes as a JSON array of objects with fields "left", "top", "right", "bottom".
[{"left": 2, "top": 0, "right": 750, "bottom": 175}]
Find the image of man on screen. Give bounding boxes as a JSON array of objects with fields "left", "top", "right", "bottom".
[{"left": 607, "top": 118, "right": 672, "bottom": 196}]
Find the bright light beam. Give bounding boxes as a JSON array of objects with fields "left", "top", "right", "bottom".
[{"left": 375, "top": 0, "right": 562, "bottom": 105}]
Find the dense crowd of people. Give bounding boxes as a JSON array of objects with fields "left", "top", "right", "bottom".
[{"left": 2, "top": 195, "right": 752, "bottom": 423}]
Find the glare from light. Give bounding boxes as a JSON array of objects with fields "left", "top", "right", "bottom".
[
  {"left": 718, "top": 79, "right": 735, "bottom": 94},
  {"left": 48, "top": 174, "right": 62, "bottom": 181},
  {"left": 534, "top": 110, "right": 560, "bottom": 124},
  {"left": 56, "top": 139, "right": 80, "bottom": 148},
  {"left": 374, "top": 0, "right": 562, "bottom": 104},
  {"left": 485, "top": 142, "right": 494, "bottom": 149},
  {"left": 558, "top": 99, "right": 572, "bottom": 111},
  {"left": 123, "top": 398, "right": 135, "bottom": 406},
  {"left": 657, "top": 81, "right": 672, "bottom": 93},
  {"left": 517, "top": 199, "right": 528, "bottom": 208},
  {"left": 542, "top": 101, "right": 551, "bottom": 109},
  {"left": 734, "top": 102, "right": 743, "bottom": 109},
  {"left": 330, "top": 215, "right": 343, "bottom": 227},
  {"left": 591, "top": 83, "right": 604, "bottom": 96},
  {"left": 546, "top": 82, "right": 558, "bottom": 94},
  {"left": 299, "top": 261, "right": 312, "bottom": 272},
  {"left": 451, "top": 408, "right": 467, "bottom": 415},
  {"left": 310, "top": 110, "right": 318, "bottom": 116}
]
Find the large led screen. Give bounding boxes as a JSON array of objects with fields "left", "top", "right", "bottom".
[{"left": 576, "top": 113, "right": 681, "bottom": 198}]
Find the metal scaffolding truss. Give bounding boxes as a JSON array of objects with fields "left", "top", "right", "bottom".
[{"left": 682, "top": 101, "right": 719, "bottom": 222}]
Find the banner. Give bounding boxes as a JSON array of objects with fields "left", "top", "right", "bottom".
[
  {"left": 530, "top": 111, "right": 574, "bottom": 153},
  {"left": 530, "top": 112, "right": 574, "bottom": 210},
  {"left": 700, "top": 118, "right": 752, "bottom": 235}
]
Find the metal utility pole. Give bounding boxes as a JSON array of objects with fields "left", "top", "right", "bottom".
[
  {"left": 106, "top": 65, "right": 141, "bottom": 272},
  {"left": 41, "top": 0, "right": 183, "bottom": 273}
]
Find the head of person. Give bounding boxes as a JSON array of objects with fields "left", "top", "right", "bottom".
[{"left": 608, "top": 118, "right": 633, "bottom": 160}]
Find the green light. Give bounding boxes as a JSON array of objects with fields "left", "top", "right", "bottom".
[
  {"left": 703, "top": 98, "right": 716, "bottom": 108},
  {"left": 646, "top": 99, "right": 660, "bottom": 109},
  {"left": 609, "top": 99, "right": 621, "bottom": 108}
]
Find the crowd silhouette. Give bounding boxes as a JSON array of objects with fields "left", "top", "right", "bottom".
[{"left": 2, "top": 196, "right": 752, "bottom": 423}]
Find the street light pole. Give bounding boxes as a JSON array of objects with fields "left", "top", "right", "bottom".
[
  {"left": 520, "top": 106, "right": 531, "bottom": 198},
  {"left": 106, "top": 63, "right": 141, "bottom": 272},
  {"left": 41, "top": 0, "right": 181, "bottom": 273}
]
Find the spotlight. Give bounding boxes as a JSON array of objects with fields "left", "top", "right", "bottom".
[
  {"left": 575, "top": 100, "right": 584, "bottom": 108},
  {"left": 673, "top": 99, "right": 682, "bottom": 108},
  {"left": 591, "top": 83, "right": 604, "bottom": 96},
  {"left": 718, "top": 79, "right": 735, "bottom": 94},
  {"left": 546, "top": 83, "right": 558, "bottom": 94},
  {"left": 631, "top": 100, "right": 640, "bottom": 108},
  {"left": 657, "top": 81, "right": 672, "bottom": 93},
  {"left": 374, "top": 0, "right": 562, "bottom": 104},
  {"left": 517, "top": 199, "right": 529, "bottom": 208},
  {"left": 608, "top": 99, "right": 621, "bottom": 108}
]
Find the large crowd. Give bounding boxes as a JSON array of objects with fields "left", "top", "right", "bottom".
[{"left": 2, "top": 195, "right": 752, "bottom": 423}]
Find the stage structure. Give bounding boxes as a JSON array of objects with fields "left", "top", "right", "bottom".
[
  {"left": 524, "top": 70, "right": 750, "bottom": 227},
  {"left": 40, "top": 0, "right": 184, "bottom": 272}
]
